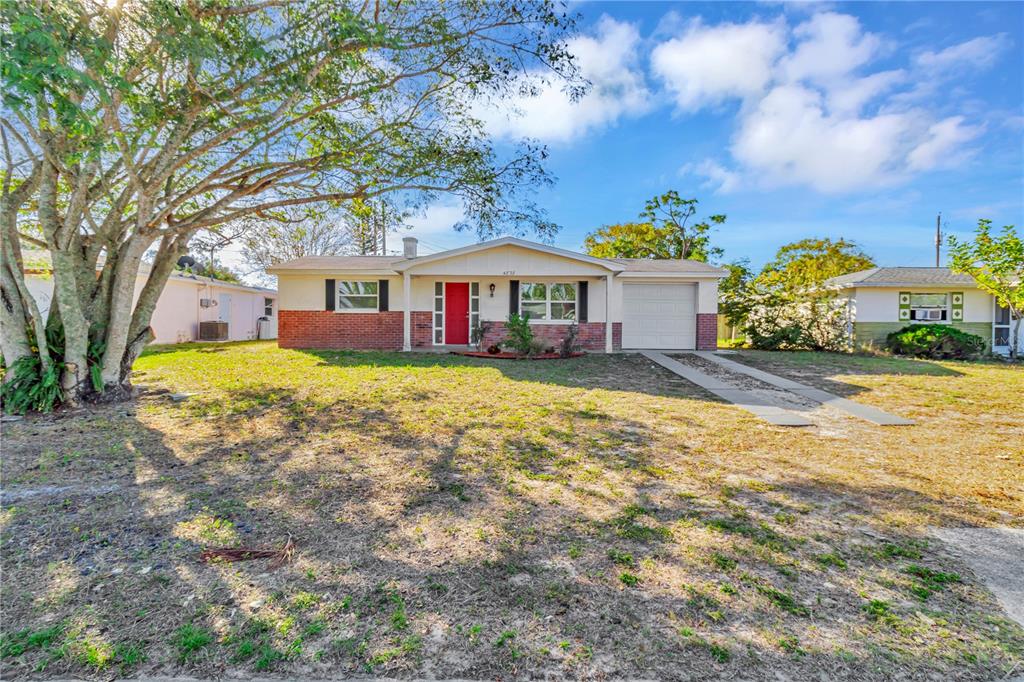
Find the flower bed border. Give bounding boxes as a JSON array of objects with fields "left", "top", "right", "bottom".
[{"left": 450, "top": 351, "right": 585, "bottom": 360}]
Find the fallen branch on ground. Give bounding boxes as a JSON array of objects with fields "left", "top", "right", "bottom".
[{"left": 199, "top": 537, "right": 295, "bottom": 569}]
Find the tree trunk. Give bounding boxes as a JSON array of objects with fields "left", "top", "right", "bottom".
[
  {"left": 1012, "top": 314, "right": 1022, "bottom": 362},
  {"left": 116, "top": 234, "right": 188, "bottom": 388},
  {"left": 0, "top": 167, "right": 45, "bottom": 373},
  {"left": 98, "top": 233, "right": 152, "bottom": 386},
  {"left": 38, "top": 163, "right": 90, "bottom": 405}
]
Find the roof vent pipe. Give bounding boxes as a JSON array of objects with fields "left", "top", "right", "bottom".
[{"left": 403, "top": 237, "right": 418, "bottom": 258}]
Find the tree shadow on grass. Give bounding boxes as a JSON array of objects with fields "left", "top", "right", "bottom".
[
  {"left": 3, "top": 398, "right": 1023, "bottom": 681},
  {"left": 294, "top": 348, "right": 707, "bottom": 401}
]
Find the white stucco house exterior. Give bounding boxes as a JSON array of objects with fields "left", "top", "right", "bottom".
[
  {"left": 268, "top": 236, "right": 726, "bottom": 352},
  {"left": 824, "top": 267, "right": 1021, "bottom": 355},
  {"left": 25, "top": 254, "right": 278, "bottom": 345}
]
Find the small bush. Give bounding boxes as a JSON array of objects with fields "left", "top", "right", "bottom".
[
  {"left": 885, "top": 324, "right": 985, "bottom": 359},
  {"left": 1, "top": 356, "right": 63, "bottom": 414},
  {"left": 502, "top": 313, "right": 544, "bottom": 356}
]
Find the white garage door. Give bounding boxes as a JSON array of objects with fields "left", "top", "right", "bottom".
[{"left": 622, "top": 283, "right": 697, "bottom": 349}]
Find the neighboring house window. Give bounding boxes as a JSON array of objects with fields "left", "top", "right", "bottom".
[
  {"left": 264, "top": 297, "right": 274, "bottom": 317},
  {"left": 520, "top": 282, "right": 576, "bottom": 321},
  {"left": 909, "top": 293, "right": 947, "bottom": 321},
  {"left": 994, "top": 304, "right": 1011, "bottom": 347},
  {"left": 336, "top": 281, "right": 378, "bottom": 310}
]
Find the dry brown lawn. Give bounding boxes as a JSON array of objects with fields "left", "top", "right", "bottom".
[{"left": 1, "top": 342, "right": 1021, "bottom": 680}]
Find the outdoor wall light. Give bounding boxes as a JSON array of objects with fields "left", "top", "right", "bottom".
[{"left": 489, "top": 283, "right": 496, "bottom": 297}]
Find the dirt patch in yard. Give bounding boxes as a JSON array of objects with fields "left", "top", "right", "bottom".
[{"left": 1, "top": 343, "right": 1021, "bottom": 680}]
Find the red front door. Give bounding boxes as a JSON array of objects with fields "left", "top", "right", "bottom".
[{"left": 444, "top": 282, "right": 470, "bottom": 344}]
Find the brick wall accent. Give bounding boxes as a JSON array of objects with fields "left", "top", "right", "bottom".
[
  {"left": 481, "top": 321, "right": 621, "bottom": 352},
  {"left": 279, "top": 311, "right": 625, "bottom": 352},
  {"left": 696, "top": 313, "right": 718, "bottom": 350},
  {"left": 278, "top": 310, "right": 405, "bottom": 350},
  {"left": 411, "top": 311, "right": 432, "bottom": 348}
]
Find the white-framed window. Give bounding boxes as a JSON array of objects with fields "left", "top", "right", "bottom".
[
  {"left": 264, "top": 297, "right": 274, "bottom": 317},
  {"left": 910, "top": 293, "right": 947, "bottom": 321},
  {"left": 470, "top": 282, "right": 480, "bottom": 333},
  {"left": 336, "top": 280, "right": 378, "bottom": 311},
  {"left": 433, "top": 282, "right": 444, "bottom": 344},
  {"left": 520, "top": 282, "right": 576, "bottom": 321}
]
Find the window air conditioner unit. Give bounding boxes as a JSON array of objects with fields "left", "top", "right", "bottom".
[
  {"left": 199, "top": 321, "right": 228, "bottom": 341},
  {"left": 199, "top": 298, "right": 217, "bottom": 308},
  {"left": 914, "top": 309, "right": 943, "bottom": 321}
]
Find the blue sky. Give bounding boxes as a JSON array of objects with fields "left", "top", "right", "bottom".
[{"left": 406, "top": 1, "right": 1024, "bottom": 270}]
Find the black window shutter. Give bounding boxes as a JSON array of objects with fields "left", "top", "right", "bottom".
[
  {"left": 325, "top": 279, "right": 336, "bottom": 310},
  {"left": 509, "top": 280, "right": 520, "bottom": 315},
  {"left": 577, "top": 281, "right": 588, "bottom": 322},
  {"left": 378, "top": 280, "right": 389, "bottom": 312}
]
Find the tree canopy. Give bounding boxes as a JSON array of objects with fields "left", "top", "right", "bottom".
[
  {"left": 949, "top": 219, "right": 1023, "bottom": 359},
  {"left": 0, "top": 0, "right": 579, "bottom": 407},
  {"left": 584, "top": 192, "right": 725, "bottom": 261},
  {"left": 755, "top": 238, "right": 875, "bottom": 293}
]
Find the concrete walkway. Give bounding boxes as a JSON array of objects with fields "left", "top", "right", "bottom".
[
  {"left": 693, "top": 351, "right": 914, "bottom": 426},
  {"left": 932, "top": 526, "right": 1024, "bottom": 628},
  {"left": 641, "top": 351, "right": 813, "bottom": 426}
]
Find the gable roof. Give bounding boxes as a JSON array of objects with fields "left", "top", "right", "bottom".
[
  {"left": 825, "top": 267, "right": 977, "bottom": 288},
  {"left": 391, "top": 237, "right": 623, "bottom": 272},
  {"left": 267, "top": 237, "right": 727, "bottom": 277}
]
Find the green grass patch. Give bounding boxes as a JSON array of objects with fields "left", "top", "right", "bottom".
[
  {"left": 904, "top": 564, "right": 961, "bottom": 600},
  {"left": 754, "top": 584, "right": 809, "bottom": 616},
  {"left": 171, "top": 624, "right": 214, "bottom": 661},
  {"left": 814, "top": 552, "right": 847, "bottom": 569},
  {"left": 619, "top": 572, "right": 640, "bottom": 587}
]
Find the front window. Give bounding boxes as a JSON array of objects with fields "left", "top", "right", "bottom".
[
  {"left": 520, "top": 282, "right": 576, "bottom": 321},
  {"left": 910, "top": 293, "right": 947, "bottom": 321},
  {"left": 337, "top": 281, "right": 378, "bottom": 311},
  {"left": 264, "top": 297, "right": 274, "bottom": 317}
]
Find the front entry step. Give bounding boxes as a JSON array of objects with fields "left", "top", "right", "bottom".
[{"left": 640, "top": 351, "right": 814, "bottom": 427}]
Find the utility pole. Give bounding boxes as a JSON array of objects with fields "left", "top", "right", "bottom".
[{"left": 935, "top": 213, "right": 942, "bottom": 267}]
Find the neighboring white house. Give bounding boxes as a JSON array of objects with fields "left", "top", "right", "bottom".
[
  {"left": 267, "top": 236, "right": 726, "bottom": 352},
  {"left": 824, "top": 267, "right": 1022, "bottom": 355},
  {"left": 24, "top": 254, "right": 278, "bottom": 344}
]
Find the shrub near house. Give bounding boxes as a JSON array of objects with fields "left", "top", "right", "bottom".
[{"left": 885, "top": 324, "right": 986, "bottom": 360}]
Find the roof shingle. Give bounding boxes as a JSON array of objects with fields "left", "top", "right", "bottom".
[{"left": 825, "top": 267, "right": 977, "bottom": 288}]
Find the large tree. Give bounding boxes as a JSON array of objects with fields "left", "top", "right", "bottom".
[
  {"left": 584, "top": 191, "right": 725, "bottom": 261},
  {"left": 1, "top": 0, "right": 578, "bottom": 407},
  {"left": 743, "top": 238, "right": 875, "bottom": 351},
  {"left": 949, "top": 219, "right": 1023, "bottom": 361},
  {"left": 756, "top": 238, "right": 875, "bottom": 292}
]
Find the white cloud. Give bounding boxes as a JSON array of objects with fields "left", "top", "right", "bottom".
[
  {"left": 477, "top": 16, "right": 650, "bottom": 143},
  {"left": 651, "top": 18, "right": 787, "bottom": 110},
  {"left": 779, "top": 12, "right": 881, "bottom": 84},
  {"left": 682, "top": 159, "right": 742, "bottom": 194},
  {"left": 906, "top": 116, "right": 982, "bottom": 171},
  {"left": 650, "top": 11, "right": 1001, "bottom": 193},
  {"left": 915, "top": 34, "right": 1011, "bottom": 71},
  {"left": 732, "top": 84, "right": 916, "bottom": 192},
  {"left": 826, "top": 69, "right": 905, "bottom": 115}
]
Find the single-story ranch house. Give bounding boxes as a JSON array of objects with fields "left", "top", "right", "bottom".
[
  {"left": 268, "top": 237, "right": 726, "bottom": 352},
  {"left": 825, "top": 267, "right": 1022, "bottom": 355}
]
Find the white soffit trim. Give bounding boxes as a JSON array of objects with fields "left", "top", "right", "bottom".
[
  {"left": 269, "top": 269, "right": 398, "bottom": 277},
  {"left": 617, "top": 271, "right": 727, "bottom": 279},
  {"left": 392, "top": 237, "right": 625, "bottom": 273}
]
